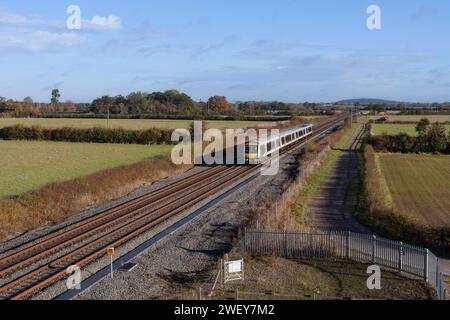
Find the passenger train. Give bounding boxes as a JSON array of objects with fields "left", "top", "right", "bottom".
[{"left": 245, "top": 124, "right": 313, "bottom": 164}]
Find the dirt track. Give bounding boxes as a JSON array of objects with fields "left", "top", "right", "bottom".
[{"left": 307, "top": 125, "right": 368, "bottom": 233}]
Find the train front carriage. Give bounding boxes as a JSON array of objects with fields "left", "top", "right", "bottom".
[{"left": 244, "top": 124, "right": 314, "bottom": 164}]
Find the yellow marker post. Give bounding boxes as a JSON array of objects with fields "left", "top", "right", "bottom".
[{"left": 107, "top": 247, "right": 115, "bottom": 279}]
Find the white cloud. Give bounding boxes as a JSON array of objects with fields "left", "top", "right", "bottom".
[
  {"left": 0, "top": 29, "right": 86, "bottom": 52},
  {"left": 0, "top": 10, "right": 62, "bottom": 28},
  {"left": 0, "top": 9, "right": 122, "bottom": 31},
  {"left": 83, "top": 15, "right": 122, "bottom": 30}
]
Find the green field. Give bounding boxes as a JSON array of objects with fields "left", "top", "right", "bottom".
[
  {"left": 372, "top": 124, "right": 450, "bottom": 136},
  {"left": 378, "top": 153, "right": 450, "bottom": 227},
  {"left": 0, "top": 140, "right": 172, "bottom": 198},
  {"left": 0, "top": 118, "right": 279, "bottom": 130},
  {"left": 368, "top": 115, "right": 450, "bottom": 123}
]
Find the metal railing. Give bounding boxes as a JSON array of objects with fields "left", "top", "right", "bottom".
[{"left": 244, "top": 229, "right": 447, "bottom": 300}]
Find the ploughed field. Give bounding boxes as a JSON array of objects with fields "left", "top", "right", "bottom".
[
  {"left": 377, "top": 153, "right": 450, "bottom": 227},
  {"left": 0, "top": 118, "right": 279, "bottom": 130},
  {"left": 0, "top": 140, "right": 172, "bottom": 198},
  {"left": 372, "top": 124, "right": 450, "bottom": 136}
]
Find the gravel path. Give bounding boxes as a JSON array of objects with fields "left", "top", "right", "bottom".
[{"left": 307, "top": 125, "right": 368, "bottom": 232}]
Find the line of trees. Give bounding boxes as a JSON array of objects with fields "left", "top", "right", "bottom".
[
  {"left": 1, "top": 89, "right": 323, "bottom": 118},
  {"left": 368, "top": 119, "right": 450, "bottom": 154}
]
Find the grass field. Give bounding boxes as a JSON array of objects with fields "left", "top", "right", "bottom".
[
  {"left": 368, "top": 115, "right": 450, "bottom": 123},
  {"left": 372, "top": 124, "right": 450, "bottom": 136},
  {"left": 377, "top": 153, "right": 450, "bottom": 227},
  {"left": 0, "top": 140, "right": 172, "bottom": 198},
  {"left": 0, "top": 118, "right": 279, "bottom": 130}
]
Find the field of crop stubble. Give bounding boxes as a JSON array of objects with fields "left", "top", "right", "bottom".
[{"left": 377, "top": 153, "right": 450, "bottom": 227}]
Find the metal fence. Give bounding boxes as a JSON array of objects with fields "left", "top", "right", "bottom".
[{"left": 244, "top": 229, "right": 447, "bottom": 300}]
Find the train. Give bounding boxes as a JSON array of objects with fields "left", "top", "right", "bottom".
[{"left": 245, "top": 124, "right": 314, "bottom": 164}]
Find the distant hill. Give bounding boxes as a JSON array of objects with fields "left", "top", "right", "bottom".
[{"left": 335, "top": 98, "right": 403, "bottom": 106}]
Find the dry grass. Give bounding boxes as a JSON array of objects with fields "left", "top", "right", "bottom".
[
  {"left": 0, "top": 156, "right": 191, "bottom": 241},
  {"left": 208, "top": 256, "right": 435, "bottom": 300}
]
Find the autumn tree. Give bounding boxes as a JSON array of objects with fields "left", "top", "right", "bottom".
[
  {"left": 207, "top": 96, "right": 228, "bottom": 113},
  {"left": 426, "top": 123, "right": 447, "bottom": 153}
]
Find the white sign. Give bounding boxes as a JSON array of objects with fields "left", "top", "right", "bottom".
[{"left": 228, "top": 260, "right": 242, "bottom": 273}]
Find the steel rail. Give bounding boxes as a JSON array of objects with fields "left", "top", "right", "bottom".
[
  {"left": 0, "top": 165, "right": 228, "bottom": 272},
  {"left": 0, "top": 166, "right": 237, "bottom": 276}
]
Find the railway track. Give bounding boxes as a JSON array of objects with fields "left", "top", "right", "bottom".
[{"left": 0, "top": 114, "right": 347, "bottom": 300}]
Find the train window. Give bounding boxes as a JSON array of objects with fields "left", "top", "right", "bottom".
[
  {"left": 267, "top": 142, "right": 271, "bottom": 152},
  {"left": 282, "top": 137, "right": 285, "bottom": 144},
  {"left": 260, "top": 144, "right": 266, "bottom": 155}
]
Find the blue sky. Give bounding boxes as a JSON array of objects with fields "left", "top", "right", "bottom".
[{"left": 0, "top": 0, "right": 449, "bottom": 103}]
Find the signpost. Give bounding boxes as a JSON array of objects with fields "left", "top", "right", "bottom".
[
  {"left": 107, "top": 247, "right": 115, "bottom": 279},
  {"left": 223, "top": 256, "right": 244, "bottom": 283}
]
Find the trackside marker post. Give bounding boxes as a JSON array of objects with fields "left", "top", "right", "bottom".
[{"left": 107, "top": 247, "right": 115, "bottom": 279}]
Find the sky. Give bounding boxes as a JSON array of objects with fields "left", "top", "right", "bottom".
[{"left": 0, "top": 0, "right": 449, "bottom": 103}]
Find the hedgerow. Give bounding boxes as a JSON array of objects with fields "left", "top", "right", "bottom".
[{"left": 0, "top": 125, "right": 175, "bottom": 145}]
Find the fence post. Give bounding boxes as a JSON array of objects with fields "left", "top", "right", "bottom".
[
  {"left": 398, "top": 242, "right": 403, "bottom": 272},
  {"left": 424, "top": 249, "right": 429, "bottom": 282},
  {"left": 435, "top": 257, "right": 439, "bottom": 290},
  {"left": 244, "top": 228, "right": 247, "bottom": 254},
  {"left": 346, "top": 231, "right": 350, "bottom": 258},
  {"left": 372, "top": 235, "right": 376, "bottom": 264}
]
